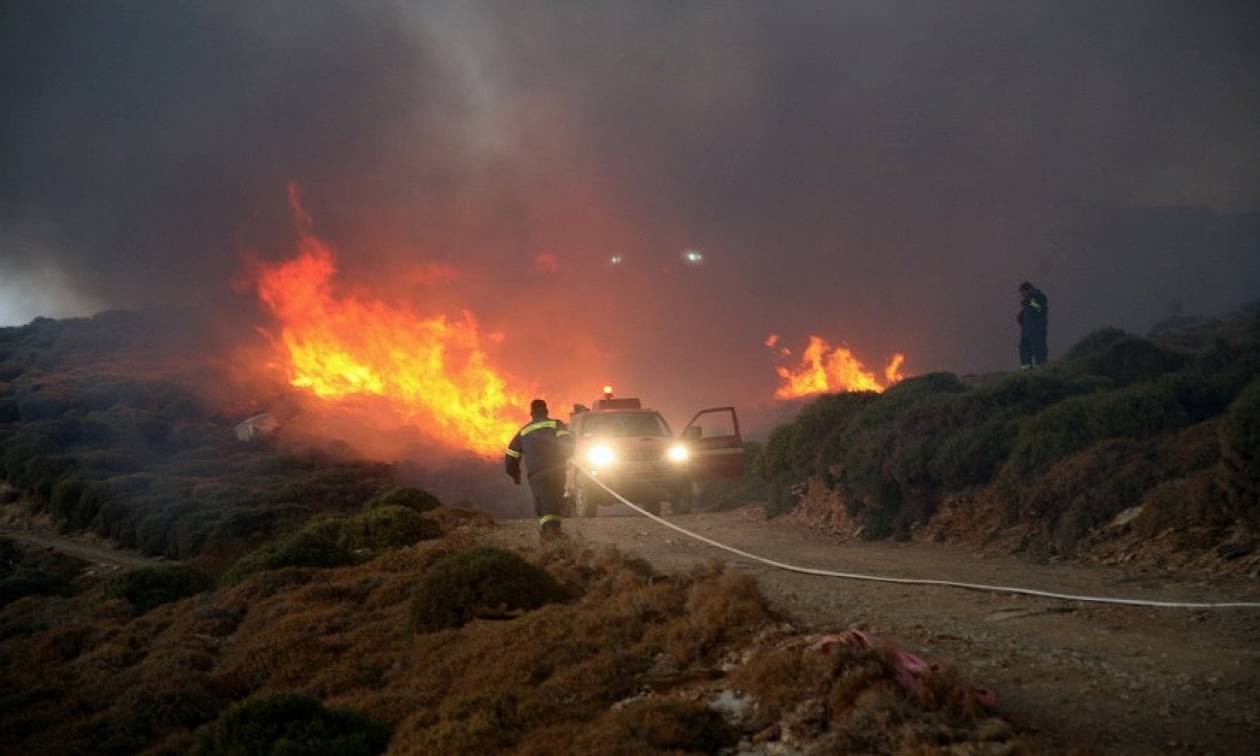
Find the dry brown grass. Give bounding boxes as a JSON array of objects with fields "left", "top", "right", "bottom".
[{"left": 0, "top": 531, "right": 1028, "bottom": 755}]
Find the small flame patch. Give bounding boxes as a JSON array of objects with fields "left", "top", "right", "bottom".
[{"left": 771, "top": 334, "right": 906, "bottom": 398}]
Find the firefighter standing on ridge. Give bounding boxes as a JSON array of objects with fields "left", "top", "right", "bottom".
[
  {"left": 505, "top": 399, "right": 573, "bottom": 538},
  {"left": 1017, "top": 281, "right": 1049, "bottom": 369}
]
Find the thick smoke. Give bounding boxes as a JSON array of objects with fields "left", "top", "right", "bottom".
[{"left": 3, "top": 1, "right": 1259, "bottom": 423}]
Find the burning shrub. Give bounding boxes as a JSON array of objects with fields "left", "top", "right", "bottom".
[
  {"left": 103, "top": 565, "right": 214, "bottom": 615},
  {"left": 410, "top": 546, "right": 564, "bottom": 632},
  {"left": 364, "top": 485, "right": 442, "bottom": 514},
  {"left": 188, "top": 693, "right": 390, "bottom": 756},
  {"left": 0, "top": 568, "right": 74, "bottom": 607}
]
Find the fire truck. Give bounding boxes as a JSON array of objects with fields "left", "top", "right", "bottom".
[{"left": 565, "top": 387, "right": 745, "bottom": 517}]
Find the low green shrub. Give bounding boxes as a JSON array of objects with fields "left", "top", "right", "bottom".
[
  {"left": 341, "top": 505, "right": 441, "bottom": 550},
  {"left": 103, "top": 564, "right": 214, "bottom": 614},
  {"left": 222, "top": 519, "right": 357, "bottom": 585},
  {"left": 364, "top": 486, "right": 441, "bottom": 513},
  {"left": 1054, "top": 328, "right": 1186, "bottom": 386},
  {"left": 1002, "top": 374, "right": 1201, "bottom": 481},
  {"left": 410, "top": 546, "right": 564, "bottom": 632},
  {"left": 223, "top": 507, "right": 440, "bottom": 584},
  {"left": 1220, "top": 376, "right": 1260, "bottom": 521},
  {"left": 0, "top": 568, "right": 74, "bottom": 607},
  {"left": 188, "top": 693, "right": 390, "bottom": 756},
  {"left": 0, "top": 538, "right": 22, "bottom": 577}
]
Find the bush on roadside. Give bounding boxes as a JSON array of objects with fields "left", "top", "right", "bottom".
[
  {"left": 1001, "top": 374, "right": 1202, "bottom": 481},
  {"left": 103, "top": 564, "right": 215, "bottom": 614},
  {"left": 340, "top": 505, "right": 441, "bottom": 551},
  {"left": 223, "top": 507, "right": 441, "bottom": 584},
  {"left": 410, "top": 546, "right": 564, "bottom": 632},
  {"left": 1220, "top": 376, "right": 1260, "bottom": 522},
  {"left": 0, "top": 568, "right": 74, "bottom": 607},
  {"left": 188, "top": 693, "right": 390, "bottom": 756},
  {"left": 364, "top": 486, "right": 442, "bottom": 514},
  {"left": 1053, "top": 328, "right": 1186, "bottom": 387},
  {"left": 222, "top": 519, "right": 358, "bottom": 585}
]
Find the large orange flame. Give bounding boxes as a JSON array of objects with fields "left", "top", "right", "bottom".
[
  {"left": 772, "top": 335, "right": 906, "bottom": 399},
  {"left": 250, "top": 186, "right": 524, "bottom": 455}
]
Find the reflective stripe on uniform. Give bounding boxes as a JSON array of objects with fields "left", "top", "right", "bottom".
[
  {"left": 538, "top": 514, "right": 562, "bottom": 526},
  {"left": 1029, "top": 301, "right": 1042, "bottom": 309},
  {"left": 521, "top": 419, "right": 558, "bottom": 436},
  {"left": 556, "top": 429, "right": 573, "bottom": 438},
  {"left": 505, "top": 449, "right": 521, "bottom": 458}
]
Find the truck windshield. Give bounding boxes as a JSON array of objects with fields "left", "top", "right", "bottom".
[{"left": 581, "top": 412, "right": 671, "bottom": 438}]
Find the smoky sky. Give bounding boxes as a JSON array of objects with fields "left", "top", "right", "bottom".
[{"left": 3, "top": 1, "right": 1259, "bottom": 421}]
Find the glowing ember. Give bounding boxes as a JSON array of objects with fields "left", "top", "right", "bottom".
[
  {"left": 772, "top": 335, "right": 907, "bottom": 399},
  {"left": 250, "top": 185, "right": 525, "bottom": 455}
]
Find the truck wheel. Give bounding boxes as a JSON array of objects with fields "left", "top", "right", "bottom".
[
  {"left": 669, "top": 482, "right": 694, "bottom": 515},
  {"left": 576, "top": 484, "right": 599, "bottom": 518}
]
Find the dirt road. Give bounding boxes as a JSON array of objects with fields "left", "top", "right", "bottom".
[
  {"left": 495, "top": 509, "right": 1260, "bottom": 755},
  {"left": 0, "top": 523, "right": 163, "bottom": 570}
]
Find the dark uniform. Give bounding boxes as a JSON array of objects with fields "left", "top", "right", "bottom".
[
  {"left": 1017, "top": 284, "right": 1049, "bottom": 368},
  {"left": 504, "top": 406, "right": 573, "bottom": 534}
]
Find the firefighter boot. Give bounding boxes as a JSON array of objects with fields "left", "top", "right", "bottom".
[{"left": 538, "top": 514, "right": 563, "bottom": 541}]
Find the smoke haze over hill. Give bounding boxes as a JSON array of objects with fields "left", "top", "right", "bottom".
[{"left": 3, "top": 1, "right": 1259, "bottom": 423}]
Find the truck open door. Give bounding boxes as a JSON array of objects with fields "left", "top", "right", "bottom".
[{"left": 681, "top": 407, "right": 745, "bottom": 480}]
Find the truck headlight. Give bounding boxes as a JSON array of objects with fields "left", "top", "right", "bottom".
[
  {"left": 666, "top": 444, "right": 689, "bottom": 463},
  {"left": 587, "top": 444, "right": 616, "bottom": 467}
]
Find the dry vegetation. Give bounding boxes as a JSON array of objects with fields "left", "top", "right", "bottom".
[
  {"left": 756, "top": 308, "right": 1260, "bottom": 574},
  {"left": 10, "top": 306, "right": 1250, "bottom": 752},
  {"left": 0, "top": 311, "right": 406, "bottom": 563},
  {"left": 0, "top": 517, "right": 1031, "bottom": 755}
]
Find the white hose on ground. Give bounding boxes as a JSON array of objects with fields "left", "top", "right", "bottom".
[{"left": 570, "top": 461, "right": 1260, "bottom": 610}]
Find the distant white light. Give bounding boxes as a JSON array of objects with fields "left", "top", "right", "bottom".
[
  {"left": 682, "top": 249, "right": 704, "bottom": 265},
  {"left": 609, "top": 255, "right": 623, "bottom": 266}
]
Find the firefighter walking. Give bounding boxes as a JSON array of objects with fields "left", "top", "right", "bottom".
[
  {"left": 505, "top": 399, "right": 573, "bottom": 538},
  {"left": 1017, "top": 281, "right": 1049, "bottom": 369}
]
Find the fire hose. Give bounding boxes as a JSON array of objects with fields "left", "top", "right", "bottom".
[{"left": 569, "top": 461, "right": 1260, "bottom": 610}]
